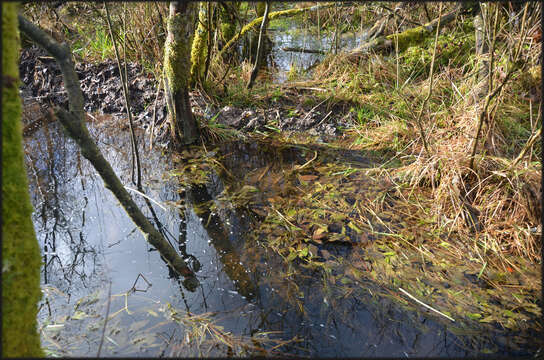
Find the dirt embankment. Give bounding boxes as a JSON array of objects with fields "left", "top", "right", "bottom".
[
  {"left": 19, "top": 45, "right": 354, "bottom": 140},
  {"left": 19, "top": 45, "right": 163, "bottom": 124}
]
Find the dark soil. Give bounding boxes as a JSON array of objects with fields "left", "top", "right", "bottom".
[
  {"left": 19, "top": 45, "right": 355, "bottom": 140},
  {"left": 19, "top": 45, "right": 164, "bottom": 125}
]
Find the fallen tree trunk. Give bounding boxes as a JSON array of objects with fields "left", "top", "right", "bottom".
[
  {"left": 18, "top": 14, "right": 197, "bottom": 281},
  {"left": 348, "top": 3, "right": 464, "bottom": 57}
]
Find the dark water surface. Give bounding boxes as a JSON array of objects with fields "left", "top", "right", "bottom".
[{"left": 24, "top": 115, "right": 535, "bottom": 358}]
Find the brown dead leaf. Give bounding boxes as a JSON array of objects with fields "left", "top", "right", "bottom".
[{"left": 299, "top": 175, "right": 319, "bottom": 182}]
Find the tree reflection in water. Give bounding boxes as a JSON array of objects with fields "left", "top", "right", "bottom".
[
  {"left": 25, "top": 122, "right": 102, "bottom": 300},
  {"left": 23, "top": 118, "right": 530, "bottom": 357}
]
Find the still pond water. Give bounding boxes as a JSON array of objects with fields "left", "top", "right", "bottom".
[{"left": 24, "top": 116, "right": 533, "bottom": 358}]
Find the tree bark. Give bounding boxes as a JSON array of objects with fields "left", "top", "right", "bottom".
[
  {"left": 2, "top": 4, "right": 44, "bottom": 356},
  {"left": 163, "top": 1, "right": 200, "bottom": 146},
  {"left": 219, "top": 2, "right": 239, "bottom": 45},
  {"left": 18, "top": 14, "right": 196, "bottom": 280},
  {"left": 247, "top": 1, "right": 270, "bottom": 89},
  {"left": 473, "top": 8, "right": 489, "bottom": 101}
]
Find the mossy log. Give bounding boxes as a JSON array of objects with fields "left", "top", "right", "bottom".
[
  {"left": 2, "top": 4, "right": 44, "bottom": 357},
  {"left": 18, "top": 14, "right": 196, "bottom": 281},
  {"left": 163, "top": 1, "right": 200, "bottom": 145},
  {"left": 216, "top": 3, "right": 335, "bottom": 60},
  {"left": 348, "top": 4, "right": 463, "bottom": 57}
]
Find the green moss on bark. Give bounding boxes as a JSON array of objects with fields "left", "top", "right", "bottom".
[
  {"left": 387, "top": 25, "right": 430, "bottom": 52},
  {"left": 163, "top": 2, "right": 199, "bottom": 145},
  {"left": 190, "top": 2, "right": 208, "bottom": 85},
  {"left": 2, "top": 3, "right": 44, "bottom": 357},
  {"left": 163, "top": 3, "right": 195, "bottom": 93}
]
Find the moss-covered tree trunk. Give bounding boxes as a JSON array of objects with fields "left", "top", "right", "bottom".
[
  {"left": 190, "top": 2, "right": 208, "bottom": 85},
  {"left": 2, "top": 3, "right": 44, "bottom": 357},
  {"left": 163, "top": 1, "right": 200, "bottom": 146}
]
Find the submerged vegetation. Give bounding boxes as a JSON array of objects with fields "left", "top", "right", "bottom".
[{"left": 12, "top": 1, "right": 542, "bottom": 357}]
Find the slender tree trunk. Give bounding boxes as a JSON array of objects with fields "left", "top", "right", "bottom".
[
  {"left": 247, "top": 1, "right": 270, "bottom": 89},
  {"left": 216, "top": 3, "right": 335, "bottom": 60},
  {"left": 2, "top": 4, "right": 44, "bottom": 356},
  {"left": 202, "top": 1, "right": 213, "bottom": 81},
  {"left": 255, "top": 2, "right": 267, "bottom": 17},
  {"left": 163, "top": 1, "right": 200, "bottom": 146},
  {"left": 473, "top": 7, "right": 489, "bottom": 101}
]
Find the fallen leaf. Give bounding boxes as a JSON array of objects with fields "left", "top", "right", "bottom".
[{"left": 300, "top": 175, "right": 319, "bottom": 182}]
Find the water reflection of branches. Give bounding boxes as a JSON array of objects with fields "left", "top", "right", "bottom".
[
  {"left": 133, "top": 184, "right": 201, "bottom": 294},
  {"left": 25, "top": 125, "right": 102, "bottom": 296}
]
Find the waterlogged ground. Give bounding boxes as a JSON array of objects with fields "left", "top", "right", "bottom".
[
  {"left": 19, "top": 12, "right": 541, "bottom": 357},
  {"left": 23, "top": 109, "right": 541, "bottom": 357}
]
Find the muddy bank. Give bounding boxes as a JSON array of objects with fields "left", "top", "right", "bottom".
[
  {"left": 19, "top": 45, "right": 354, "bottom": 139},
  {"left": 19, "top": 45, "right": 162, "bottom": 122}
]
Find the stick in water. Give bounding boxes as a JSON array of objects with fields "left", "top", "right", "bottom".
[{"left": 398, "top": 287, "right": 455, "bottom": 322}]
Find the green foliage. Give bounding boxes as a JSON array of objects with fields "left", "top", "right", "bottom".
[{"left": 72, "top": 25, "right": 115, "bottom": 61}]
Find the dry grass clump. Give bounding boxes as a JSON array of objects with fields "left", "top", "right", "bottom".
[
  {"left": 312, "top": 3, "right": 542, "bottom": 268},
  {"left": 389, "top": 79, "right": 541, "bottom": 265}
]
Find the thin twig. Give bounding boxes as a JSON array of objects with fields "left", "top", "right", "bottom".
[
  {"left": 294, "top": 151, "right": 318, "bottom": 170},
  {"left": 469, "top": 3, "right": 529, "bottom": 170},
  {"left": 398, "top": 287, "right": 455, "bottom": 322},
  {"left": 124, "top": 186, "right": 168, "bottom": 211},
  {"left": 104, "top": 2, "right": 142, "bottom": 189},
  {"left": 511, "top": 126, "right": 541, "bottom": 168},
  {"left": 413, "top": 2, "right": 443, "bottom": 156},
  {"left": 149, "top": 76, "right": 163, "bottom": 151}
]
